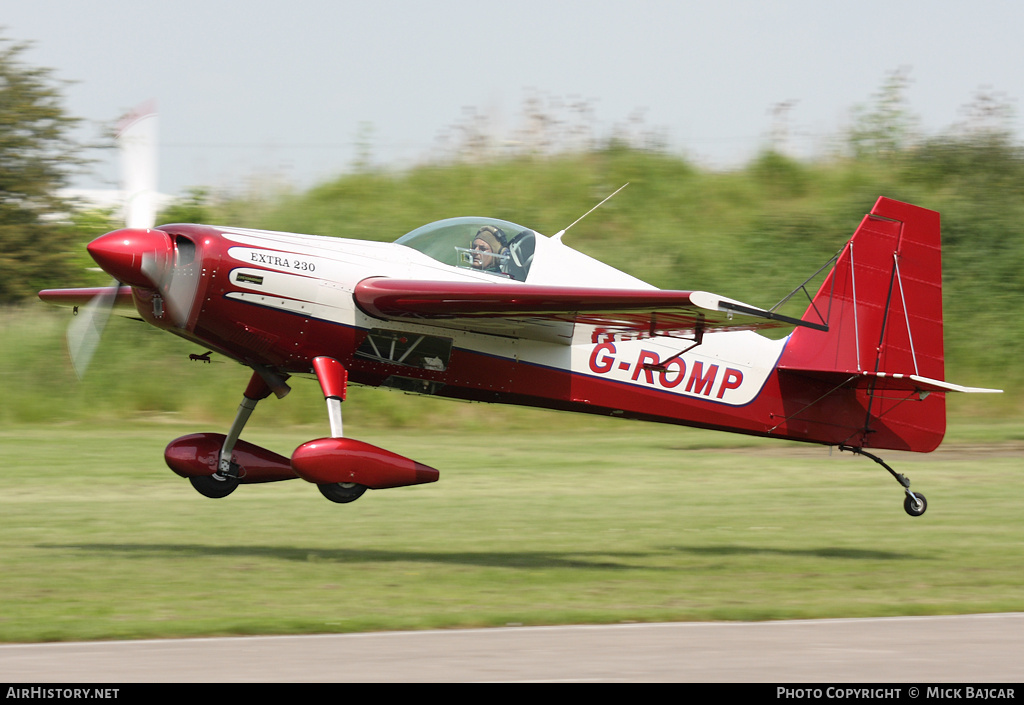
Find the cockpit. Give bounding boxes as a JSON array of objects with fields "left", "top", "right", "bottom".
[{"left": 394, "top": 217, "right": 537, "bottom": 281}]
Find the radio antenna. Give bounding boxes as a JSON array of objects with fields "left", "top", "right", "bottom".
[{"left": 551, "top": 183, "right": 628, "bottom": 242}]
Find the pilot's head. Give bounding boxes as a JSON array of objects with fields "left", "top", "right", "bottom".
[{"left": 470, "top": 226, "right": 507, "bottom": 270}]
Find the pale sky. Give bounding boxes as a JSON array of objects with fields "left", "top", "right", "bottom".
[{"left": 6, "top": 0, "right": 1024, "bottom": 196}]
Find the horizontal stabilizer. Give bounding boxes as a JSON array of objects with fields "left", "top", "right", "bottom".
[
  {"left": 779, "top": 368, "right": 1003, "bottom": 394},
  {"left": 895, "top": 374, "right": 1001, "bottom": 394}
]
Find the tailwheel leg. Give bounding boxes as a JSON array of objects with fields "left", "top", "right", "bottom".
[{"left": 839, "top": 445, "right": 927, "bottom": 517}]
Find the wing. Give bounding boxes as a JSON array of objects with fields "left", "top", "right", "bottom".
[
  {"left": 353, "top": 278, "right": 824, "bottom": 344},
  {"left": 38, "top": 286, "right": 141, "bottom": 319}
]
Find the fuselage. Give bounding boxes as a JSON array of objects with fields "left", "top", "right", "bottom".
[
  {"left": 88, "top": 214, "right": 939, "bottom": 452},
  {"left": 117, "top": 221, "right": 802, "bottom": 442}
]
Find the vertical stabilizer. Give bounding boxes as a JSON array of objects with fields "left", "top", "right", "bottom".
[
  {"left": 777, "top": 198, "right": 946, "bottom": 451},
  {"left": 783, "top": 198, "right": 944, "bottom": 379}
]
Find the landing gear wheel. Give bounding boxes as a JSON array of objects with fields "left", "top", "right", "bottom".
[
  {"left": 318, "top": 482, "right": 367, "bottom": 504},
  {"left": 189, "top": 474, "right": 239, "bottom": 499},
  {"left": 841, "top": 446, "right": 929, "bottom": 517},
  {"left": 904, "top": 492, "right": 927, "bottom": 517}
]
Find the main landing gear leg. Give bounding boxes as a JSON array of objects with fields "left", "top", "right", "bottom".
[
  {"left": 216, "top": 372, "right": 274, "bottom": 478},
  {"left": 190, "top": 368, "right": 291, "bottom": 499},
  {"left": 312, "top": 356, "right": 346, "bottom": 439},
  {"left": 839, "top": 445, "right": 927, "bottom": 517},
  {"left": 310, "top": 356, "right": 366, "bottom": 504}
]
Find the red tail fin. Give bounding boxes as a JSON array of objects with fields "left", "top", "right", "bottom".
[{"left": 778, "top": 198, "right": 946, "bottom": 451}]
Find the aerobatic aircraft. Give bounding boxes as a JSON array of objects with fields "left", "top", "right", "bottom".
[{"left": 39, "top": 110, "right": 1000, "bottom": 516}]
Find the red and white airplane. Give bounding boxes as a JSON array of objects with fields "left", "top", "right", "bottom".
[
  {"left": 39, "top": 113, "right": 1001, "bottom": 516},
  {"left": 40, "top": 193, "right": 1003, "bottom": 516}
]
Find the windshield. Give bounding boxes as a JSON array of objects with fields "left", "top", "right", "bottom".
[{"left": 395, "top": 217, "right": 537, "bottom": 281}]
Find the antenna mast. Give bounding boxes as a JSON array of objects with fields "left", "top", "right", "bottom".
[{"left": 552, "top": 183, "right": 629, "bottom": 242}]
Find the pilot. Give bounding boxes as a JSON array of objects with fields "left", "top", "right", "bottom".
[{"left": 469, "top": 226, "right": 509, "bottom": 272}]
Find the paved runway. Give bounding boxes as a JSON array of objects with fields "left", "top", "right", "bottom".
[{"left": 2, "top": 613, "right": 1021, "bottom": 683}]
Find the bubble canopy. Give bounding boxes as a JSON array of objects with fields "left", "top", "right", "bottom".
[{"left": 394, "top": 217, "right": 537, "bottom": 281}]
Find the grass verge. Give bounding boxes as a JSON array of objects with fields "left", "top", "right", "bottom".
[{"left": 1, "top": 416, "right": 1021, "bottom": 642}]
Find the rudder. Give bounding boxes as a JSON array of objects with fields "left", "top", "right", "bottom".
[{"left": 777, "top": 198, "right": 946, "bottom": 451}]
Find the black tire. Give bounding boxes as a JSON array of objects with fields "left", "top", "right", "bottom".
[
  {"left": 189, "top": 474, "right": 239, "bottom": 499},
  {"left": 904, "top": 492, "right": 927, "bottom": 517},
  {"left": 318, "top": 482, "right": 367, "bottom": 504}
]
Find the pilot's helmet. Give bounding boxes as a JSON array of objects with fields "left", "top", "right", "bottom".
[{"left": 471, "top": 225, "right": 508, "bottom": 253}]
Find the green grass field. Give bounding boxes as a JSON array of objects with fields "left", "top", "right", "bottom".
[{"left": 2, "top": 414, "right": 1021, "bottom": 643}]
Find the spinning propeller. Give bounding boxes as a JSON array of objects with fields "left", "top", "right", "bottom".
[{"left": 67, "top": 103, "right": 200, "bottom": 376}]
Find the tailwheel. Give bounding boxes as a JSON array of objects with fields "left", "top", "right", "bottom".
[
  {"left": 318, "top": 482, "right": 367, "bottom": 504},
  {"left": 839, "top": 445, "right": 928, "bottom": 517},
  {"left": 189, "top": 474, "right": 239, "bottom": 498},
  {"left": 904, "top": 492, "right": 927, "bottom": 517}
]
